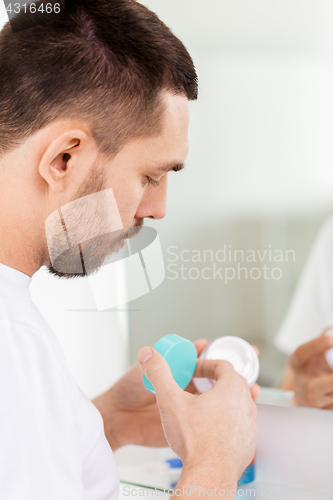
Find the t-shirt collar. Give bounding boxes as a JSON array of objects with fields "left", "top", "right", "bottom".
[{"left": 0, "top": 263, "right": 32, "bottom": 290}]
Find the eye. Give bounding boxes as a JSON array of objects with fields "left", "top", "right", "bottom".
[{"left": 146, "top": 176, "right": 160, "bottom": 187}]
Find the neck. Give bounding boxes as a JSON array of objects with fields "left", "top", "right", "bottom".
[
  {"left": 0, "top": 144, "right": 50, "bottom": 277},
  {"left": 0, "top": 223, "right": 44, "bottom": 278},
  {"left": 0, "top": 185, "right": 45, "bottom": 278}
]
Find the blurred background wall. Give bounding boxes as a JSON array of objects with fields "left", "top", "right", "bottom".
[
  {"left": 2, "top": 0, "right": 333, "bottom": 391},
  {"left": 128, "top": 0, "right": 333, "bottom": 386}
]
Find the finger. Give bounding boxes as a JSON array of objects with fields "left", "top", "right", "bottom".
[
  {"left": 291, "top": 336, "right": 333, "bottom": 369},
  {"left": 299, "top": 374, "right": 333, "bottom": 408},
  {"left": 137, "top": 347, "right": 182, "bottom": 400},
  {"left": 323, "top": 400, "right": 333, "bottom": 410},
  {"left": 308, "top": 390, "right": 333, "bottom": 409},
  {"left": 310, "top": 373, "right": 333, "bottom": 398},
  {"left": 194, "top": 338, "right": 209, "bottom": 357},
  {"left": 250, "top": 383, "right": 260, "bottom": 401},
  {"left": 194, "top": 358, "right": 236, "bottom": 381},
  {"left": 251, "top": 345, "right": 260, "bottom": 357},
  {"left": 319, "top": 395, "right": 333, "bottom": 408},
  {"left": 323, "top": 326, "right": 333, "bottom": 337}
]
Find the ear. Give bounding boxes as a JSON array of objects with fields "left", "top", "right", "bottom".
[{"left": 38, "top": 128, "right": 98, "bottom": 193}]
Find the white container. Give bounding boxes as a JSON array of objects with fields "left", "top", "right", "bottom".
[{"left": 193, "top": 336, "right": 259, "bottom": 393}]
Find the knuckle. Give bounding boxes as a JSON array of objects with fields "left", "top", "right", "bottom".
[
  {"left": 198, "top": 359, "right": 210, "bottom": 378},
  {"left": 215, "top": 359, "right": 234, "bottom": 376},
  {"left": 221, "top": 359, "right": 234, "bottom": 371},
  {"left": 146, "top": 362, "right": 170, "bottom": 378},
  {"left": 201, "top": 359, "right": 235, "bottom": 381}
]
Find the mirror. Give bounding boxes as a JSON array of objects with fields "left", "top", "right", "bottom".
[{"left": 127, "top": 0, "right": 333, "bottom": 400}]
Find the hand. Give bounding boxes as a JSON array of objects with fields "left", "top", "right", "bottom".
[
  {"left": 93, "top": 338, "right": 260, "bottom": 451},
  {"left": 285, "top": 331, "right": 333, "bottom": 409},
  {"left": 138, "top": 346, "right": 257, "bottom": 490},
  {"left": 93, "top": 339, "right": 211, "bottom": 450}
]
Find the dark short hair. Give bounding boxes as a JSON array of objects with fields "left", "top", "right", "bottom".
[{"left": 0, "top": 0, "right": 198, "bottom": 157}]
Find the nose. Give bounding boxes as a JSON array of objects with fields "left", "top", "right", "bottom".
[{"left": 135, "top": 175, "right": 168, "bottom": 220}]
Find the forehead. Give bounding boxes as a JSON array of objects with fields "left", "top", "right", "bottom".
[
  {"left": 114, "top": 92, "right": 190, "bottom": 170},
  {"left": 162, "top": 91, "right": 190, "bottom": 138},
  {"left": 147, "top": 92, "right": 190, "bottom": 166}
]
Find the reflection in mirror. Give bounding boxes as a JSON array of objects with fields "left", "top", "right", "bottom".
[{"left": 128, "top": 0, "right": 333, "bottom": 414}]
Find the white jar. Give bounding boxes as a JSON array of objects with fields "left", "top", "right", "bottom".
[{"left": 193, "top": 336, "right": 260, "bottom": 393}]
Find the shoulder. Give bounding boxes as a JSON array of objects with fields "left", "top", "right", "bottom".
[{"left": 0, "top": 318, "right": 79, "bottom": 420}]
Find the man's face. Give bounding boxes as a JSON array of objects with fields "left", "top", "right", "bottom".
[
  {"left": 103, "top": 92, "right": 190, "bottom": 228},
  {"left": 47, "top": 92, "right": 190, "bottom": 278}
]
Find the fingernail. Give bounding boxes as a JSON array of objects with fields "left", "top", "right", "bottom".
[
  {"left": 324, "top": 336, "right": 333, "bottom": 348},
  {"left": 327, "top": 338, "right": 333, "bottom": 347},
  {"left": 138, "top": 347, "right": 153, "bottom": 364}
]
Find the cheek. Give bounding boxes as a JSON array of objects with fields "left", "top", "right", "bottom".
[{"left": 112, "top": 183, "right": 143, "bottom": 226}]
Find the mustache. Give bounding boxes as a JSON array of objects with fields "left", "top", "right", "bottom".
[
  {"left": 111, "top": 220, "right": 144, "bottom": 247},
  {"left": 125, "top": 219, "right": 144, "bottom": 239}
]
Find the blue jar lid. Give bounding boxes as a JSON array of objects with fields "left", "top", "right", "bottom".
[
  {"left": 165, "top": 458, "right": 183, "bottom": 469},
  {"left": 143, "top": 334, "right": 197, "bottom": 394},
  {"left": 238, "top": 462, "right": 256, "bottom": 485}
]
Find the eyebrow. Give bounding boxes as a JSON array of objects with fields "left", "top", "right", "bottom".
[{"left": 156, "top": 162, "right": 185, "bottom": 173}]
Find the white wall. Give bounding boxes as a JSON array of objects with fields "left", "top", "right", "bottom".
[
  {"left": 142, "top": 0, "right": 333, "bottom": 55},
  {"left": 142, "top": 0, "right": 333, "bottom": 214},
  {"left": 0, "top": 2, "right": 6, "bottom": 27}
]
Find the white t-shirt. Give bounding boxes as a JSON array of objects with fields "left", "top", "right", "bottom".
[
  {"left": 275, "top": 215, "right": 333, "bottom": 354},
  {"left": 0, "top": 263, "right": 119, "bottom": 499}
]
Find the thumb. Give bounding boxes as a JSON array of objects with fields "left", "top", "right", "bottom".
[
  {"left": 291, "top": 334, "right": 333, "bottom": 369},
  {"left": 137, "top": 347, "right": 182, "bottom": 400}
]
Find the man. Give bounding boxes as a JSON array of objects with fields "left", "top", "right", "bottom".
[
  {"left": 0, "top": 1, "right": 258, "bottom": 498},
  {"left": 276, "top": 217, "right": 333, "bottom": 408}
]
